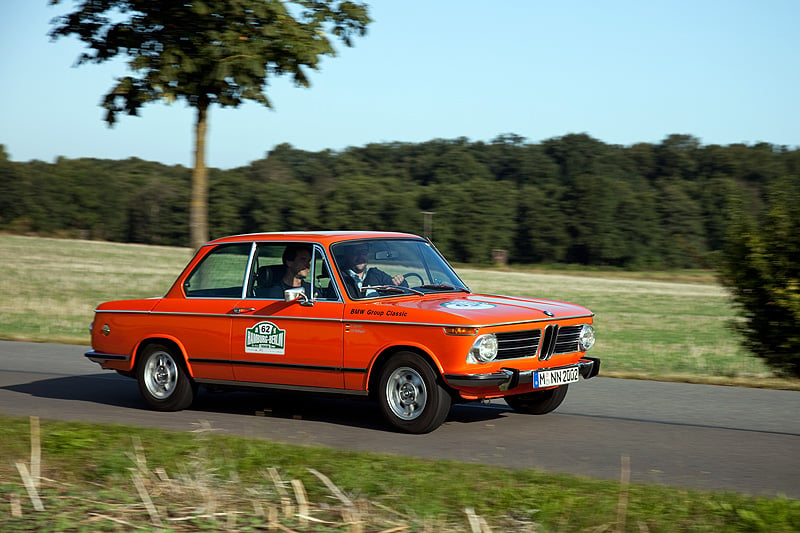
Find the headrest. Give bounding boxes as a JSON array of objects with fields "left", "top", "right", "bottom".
[{"left": 256, "top": 264, "right": 285, "bottom": 287}]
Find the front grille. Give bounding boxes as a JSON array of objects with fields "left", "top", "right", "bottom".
[
  {"left": 553, "top": 325, "right": 583, "bottom": 355},
  {"left": 495, "top": 325, "right": 585, "bottom": 361},
  {"left": 495, "top": 330, "right": 541, "bottom": 360}
]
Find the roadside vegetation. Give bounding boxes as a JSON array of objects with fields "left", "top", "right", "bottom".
[{"left": 2, "top": 415, "right": 798, "bottom": 532}]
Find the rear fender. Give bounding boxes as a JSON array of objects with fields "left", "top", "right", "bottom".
[{"left": 133, "top": 336, "right": 194, "bottom": 377}]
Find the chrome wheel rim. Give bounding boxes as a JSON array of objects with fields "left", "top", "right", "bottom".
[
  {"left": 385, "top": 366, "right": 427, "bottom": 420},
  {"left": 143, "top": 350, "right": 178, "bottom": 399}
]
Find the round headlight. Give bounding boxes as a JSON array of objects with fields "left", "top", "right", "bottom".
[
  {"left": 579, "top": 324, "right": 595, "bottom": 351},
  {"left": 470, "top": 334, "right": 498, "bottom": 363}
]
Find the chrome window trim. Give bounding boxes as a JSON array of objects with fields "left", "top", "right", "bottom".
[
  {"left": 330, "top": 237, "right": 471, "bottom": 300},
  {"left": 241, "top": 241, "right": 344, "bottom": 303},
  {"left": 184, "top": 241, "right": 252, "bottom": 298},
  {"left": 241, "top": 241, "right": 257, "bottom": 299},
  {"left": 313, "top": 242, "right": 344, "bottom": 303}
]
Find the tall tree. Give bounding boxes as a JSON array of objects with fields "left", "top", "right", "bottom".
[
  {"left": 49, "top": 0, "right": 371, "bottom": 248},
  {"left": 0, "top": 146, "right": 24, "bottom": 229}
]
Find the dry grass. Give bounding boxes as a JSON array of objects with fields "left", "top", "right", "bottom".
[
  {"left": 6, "top": 416, "right": 797, "bottom": 532},
  {"left": 461, "top": 268, "right": 727, "bottom": 298},
  {"left": 0, "top": 235, "right": 189, "bottom": 343},
  {"left": 2, "top": 417, "right": 541, "bottom": 532}
]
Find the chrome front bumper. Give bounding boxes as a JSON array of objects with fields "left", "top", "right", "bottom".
[{"left": 444, "top": 356, "right": 600, "bottom": 391}]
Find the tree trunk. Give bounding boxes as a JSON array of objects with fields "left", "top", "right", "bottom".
[{"left": 190, "top": 103, "right": 209, "bottom": 250}]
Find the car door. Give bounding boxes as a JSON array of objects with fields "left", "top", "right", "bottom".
[
  {"left": 150, "top": 241, "right": 254, "bottom": 382},
  {"left": 229, "top": 243, "right": 346, "bottom": 390}
]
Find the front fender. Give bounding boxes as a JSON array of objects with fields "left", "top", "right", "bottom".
[{"left": 361, "top": 341, "right": 446, "bottom": 394}]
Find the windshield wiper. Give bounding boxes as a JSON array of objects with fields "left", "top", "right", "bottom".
[
  {"left": 362, "top": 285, "right": 424, "bottom": 296},
  {"left": 419, "top": 284, "right": 470, "bottom": 293}
]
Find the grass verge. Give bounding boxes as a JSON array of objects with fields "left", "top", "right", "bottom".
[{"left": 1, "top": 415, "right": 798, "bottom": 532}]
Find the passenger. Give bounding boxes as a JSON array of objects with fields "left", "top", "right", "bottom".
[
  {"left": 264, "top": 244, "right": 312, "bottom": 299},
  {"left": 341, "top": 244, "right": 405, "bottom": 297}
]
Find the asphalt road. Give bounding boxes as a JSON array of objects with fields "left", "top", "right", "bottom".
[{"left": 1, "top": 340, "right": 798, "bottom": 498}]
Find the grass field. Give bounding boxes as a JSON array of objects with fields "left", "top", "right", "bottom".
[{"left": 0, "top": 233, "right": 793, "bottom": 388}]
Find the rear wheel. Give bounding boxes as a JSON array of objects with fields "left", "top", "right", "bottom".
[
  {"left": 136, "top": 343, "right": 195, "bottom": 411},
  {"left": 378, "top": 352, "right": 451, "bottom": 433},
  {"left": 504, "top": 385, "right": 568, "bottom": 414}
]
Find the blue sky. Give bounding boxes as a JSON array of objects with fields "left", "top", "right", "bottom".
[{"left": 1, "top": 1, "right": 798, "bottom": 169}]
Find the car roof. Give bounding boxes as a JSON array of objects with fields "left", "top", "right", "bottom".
[{"left": 206, "top": 231, "right": 423, "bottom": 246}]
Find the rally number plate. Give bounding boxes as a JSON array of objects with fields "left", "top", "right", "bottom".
[{"left": 533, "top": 366, "right": 580, "bottom": 388}]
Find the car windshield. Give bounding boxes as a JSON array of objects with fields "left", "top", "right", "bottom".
[{"left": 331, "top": 239, "right": 470, "bottom": 300}]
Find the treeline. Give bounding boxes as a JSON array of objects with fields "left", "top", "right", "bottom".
[{"left": 1, "top": 133, "right": 797, "bottom": 268}]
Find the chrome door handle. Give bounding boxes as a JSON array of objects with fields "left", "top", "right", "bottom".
[{"left": 232, "top": 307, "right": 256, "bottom": 314}]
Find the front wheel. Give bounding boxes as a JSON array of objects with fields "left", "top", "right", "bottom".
[
  {"left": 136, "top": 343, "right": 196, "bottom": 411},
  {"left": 504, "top": 385, "right": 568, "bottom": 415},
  {"left": 378, "top": 352, "right": 451, "bottom": 433}
]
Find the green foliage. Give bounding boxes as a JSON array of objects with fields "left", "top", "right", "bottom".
[
  {"left": 655, "top": 177, "right": 708, "bottom": 267},
  {"left": 2, "top": 134, "right": 798, "bottom": 270},
  {"left": 718, "top": 175, "right": 800, "bottom": 377},
  {"left": 49, "top": 0, "right": 371, "bottom": 124},
  {"left": 427, "top": 178, "right": 516, "bottom": 263},
  {"left": 321, "top": 175, "right": 412, "bottom": 231},
  {"left": 513, "top": 183, "right": 570, "bottom": 263},
  {"left": 0, "top": 146, "right": 25, "bottom": 229}
]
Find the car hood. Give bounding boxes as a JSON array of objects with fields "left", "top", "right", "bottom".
[{"left": 357, "top": 293, "right": 593, "bottom": 326}]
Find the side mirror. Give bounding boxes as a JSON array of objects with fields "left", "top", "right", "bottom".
[{"left": 284, "top": 287, "right": 312, "bottom": 306}]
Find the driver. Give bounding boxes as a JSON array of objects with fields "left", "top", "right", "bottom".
[{"left": 341, "top": 244, "right": 405, "bottom": 297}]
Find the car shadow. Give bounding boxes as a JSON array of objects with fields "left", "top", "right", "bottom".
[
  {"left": 3, "top": 373, "right": 512, "bottom": 432},
  {"left": 190, "top": 388, "right": 513, "bottom": 431},
  {"left": 2, "top": 373, "right": 143, "bottom": 407}
]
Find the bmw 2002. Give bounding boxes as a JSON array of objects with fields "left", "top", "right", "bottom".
[{"left": 87, "top": 231, "right": 599, "bottom": 433}]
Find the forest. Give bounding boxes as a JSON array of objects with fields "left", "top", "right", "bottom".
[{"left": 1, "top": 132, "right": 797, "bottom": 269}]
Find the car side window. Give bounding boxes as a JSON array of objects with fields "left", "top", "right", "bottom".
[
  {"left": 313, "top": 248, "right": 340, "bottom": 301},
  {"left": 249, "top": 243, "right": 289, "bottom": 299},
  {"left": 247, "top": 243, "right": 341, "bottom": 302},
  {"left": 184, "top": 243, "right": 252, "bottom": 298}
]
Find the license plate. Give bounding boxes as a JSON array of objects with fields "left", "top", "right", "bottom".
[{"left": 533, "top": 366, "right": 580, "bottom": 388}]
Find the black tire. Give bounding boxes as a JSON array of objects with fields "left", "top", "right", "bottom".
[
  {"left": 136, "top": 343, "right": 196, "bottom": 411},
  {"left": 378, "top": 352, "right": 451, "bottom": 433},
  {"left": 504, "top": 385, "right": 569, "bottom": 415}
]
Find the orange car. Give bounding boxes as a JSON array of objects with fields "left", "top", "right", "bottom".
[{"left": 87, "top": 231, "right": 599, "bottom": 433}]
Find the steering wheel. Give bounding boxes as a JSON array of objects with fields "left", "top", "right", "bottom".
[{"left": 403, "top": 272, "right": 424, "bottom": 287}]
